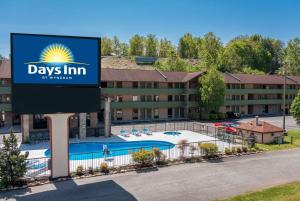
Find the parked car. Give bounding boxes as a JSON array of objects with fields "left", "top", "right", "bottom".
[{"left": 226, "top": 112, "right": 241, "bottom": 119}]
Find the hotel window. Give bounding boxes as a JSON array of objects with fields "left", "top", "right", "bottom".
[
  {"left": 180, "top": 95, "right": 185, "bottom": 101},
  {"left": 154, "top": 108, "right": 159, "bottom": 119},
  {"left": 226, "top": 106, "right": 231, "bottom": 112},
  {"left": 179, "top": 83, "right": 184, "bottom": 88},
  {"left": 86, "top": 113, "right": 91, "bottom": 127},
  {"left": 154, "top": 95, "right": 159, "bottom": 102},
  {"left": 132, "top": 109, "right": 138, "bottom": 120},
  {"left": 33, "top": 114, "right": 48, "bottom": 129},
  {"left": 175, "top": 95, "right": 180, "bottom": 101},
  {"left": 226, "top": 84, "right": 231, "bottom": 89},
  {"left": 168, "top": 83, "right": 173, "bottom": 88},
  {"left": 140, "top": 82, "right": 146, "bottom": 88},
  {"left": 116, "top": 109, "right": 123, "bottom": 120},
  {"left": 133, "top": 82, "right": 138, "bottom": 88},
  {"left": 154, "top": 82, "right": 158, "bottom": 88},
  {"left": 168, "top": 95, "right": 173, "bottom": 101},
  {"left": 116, "top": 96, "right": 123, "bottom": 102},
  {"left": 101, "top": 82, "right": 107, "bottom": 88},
  {"left": 116, "top": 82, "right": 122, "bottom": 88},
  {"left": 141, "top": 96, "right": 146, "bottom": 102},
  {"left": 175, "top": 108, "right": 179, "bottom": 118},
  {"left": 140, "top": 109, "right": 146, "bottom": 120},
  {"left": 146, "top": 109, "right": 152, "bottom": 120},
  {"left": 146, "top": 82, "right": 152, "bottom": 88},
  {"left": 146, "top": 95, "right": 152, "bottom": 101},
  {"left": 168, "top": 108, "right": 173, "bottom": 118},
  {"left": 174, "top": 83, "right": 180, "bottom": 88},
  {"left": 107, "top": 82, "right": 114, "bottom": 88},
  {"left": 133, "top": 96, "right": 138, "bottom": 102},
  {"left": 180, "top": 108, "right": 185, "bottom": 118}
]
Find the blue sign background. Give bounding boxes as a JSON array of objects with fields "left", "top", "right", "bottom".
[{"left": 12, "top": 34, "right": 99, "bottom": 85}]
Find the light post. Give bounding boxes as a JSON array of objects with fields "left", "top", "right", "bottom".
[{"left": 283, "top": 61, "right": 288, "bottom": 134}]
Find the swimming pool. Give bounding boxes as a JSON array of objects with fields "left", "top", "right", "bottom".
[
  {"left": 164, "top": 131, "right": 182, "bottom": 136},
  {"left": 44, "top": 140, "right": 175, "bottom": 160}
]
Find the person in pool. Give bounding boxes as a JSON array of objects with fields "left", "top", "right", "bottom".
[{"left": 103, "top": 144, "right": 109, "bottom": 160}]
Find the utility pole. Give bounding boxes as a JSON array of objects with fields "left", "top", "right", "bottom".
[{"left": 283, "top": 61, "right": 287, "bottom": 133}]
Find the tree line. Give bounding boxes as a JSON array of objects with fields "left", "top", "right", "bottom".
[{"left": 101, "top": 33, "right": 300, "bottom": 75}]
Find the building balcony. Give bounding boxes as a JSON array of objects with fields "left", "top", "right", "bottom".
[
  {"left": 0, "top": 87, "right": 11, "bottom": 94},
  {"left": 225, "top": 88, "right": 298, "bottom": 95},
  {"left": 224, "top": 99, "right": 293, "bottom": 106},
  {"left": 0, "top": 103, "right": 12, "bottom": 111},
  {"left": 102, "top": 87, "right": 199, "bottom": 95},
  {"left": 111, "top": 101, "right": 186, "bottom": 109}
]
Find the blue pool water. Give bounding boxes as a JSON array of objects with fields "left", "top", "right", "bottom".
[
  {"left": 164, "top": 131, "right": 181, "bottom": 136},
  {"left": 44, "top": 140, "right": 174, "bottom": 160}
]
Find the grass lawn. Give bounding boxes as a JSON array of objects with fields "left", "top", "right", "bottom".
[
  {"left": 216, "top": 182, "right": 300, "bottom": 201},
  {"left": 257, "top": 130, "right": 300, "bottom": 151}
]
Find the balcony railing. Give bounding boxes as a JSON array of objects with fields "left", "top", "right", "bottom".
[
  {"left": 225, "top": 88, "right": 298, "bottom": 94},
  {"left": 224, "top": 99, "right": 292, "bottom": 105},
  {"left": 102, "top": 87, "right": 199, "bottom": 95}
]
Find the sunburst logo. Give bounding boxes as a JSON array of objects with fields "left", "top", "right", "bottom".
[
  {"left": 25, "top": 43, "right": 88, "bottom": 65},
  {"left": 40, "top": 43, "right": 73, "bottom": 63}
]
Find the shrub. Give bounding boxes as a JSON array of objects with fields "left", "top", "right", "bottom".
[
  {"left": 152, "top": 148, "right": 165, "bottom": 164},
  {"left": 76, "top": 165, "right": 84, "bottom": 176},
  {"left": 250, "top": 147, "right": 257, "bottom": 152},
  {"left": 217, "top": 112, "right": 226, "bottom": 120},
  {"left": 88, "top": 167, "right": 94, "bottom": 175},
  {"left": 177, "top": 139, "right": 189, "bottom": 159},
  {"left": 209, "top": 113, "right": 218, "bottom": 120},
  {"left": 132, "top": 149, "right": 154, "bottom": 167},
  {"left": 0, "top": 131, "right": 29, "bottom": 187},
  {"left": 242, "top": 146, "right": 248, "bottom": 153},
  {"left": 189, "top": 144, "right": 197, "bottom": 158},
  {"left": 231, "top": 147, "right": 237, "bottom": 154},
  {"left": 100, "top": 162, "right": 109, "bottom": 173},
  {"left": 225, "top": 147, "right": 232, "bottom": 155},
  {"left": 236, "top": 147, "right": 242, "bottom": 154},
  {"left": 199, "top": 143, "right": 218, "bottom": 158}
]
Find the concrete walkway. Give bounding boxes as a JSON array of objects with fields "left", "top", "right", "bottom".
[{"left": 2, "top": 149, "right": 300, "bottom": 201}]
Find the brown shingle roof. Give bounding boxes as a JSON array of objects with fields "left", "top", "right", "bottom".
[
  {"left": 224, "top": 73, "right": 300, "bottom": 85},
  {"left": 237, "top": 121, "right": 284, "bottom": 133},
  {"left": 101, "top": 68, "right": 203, "bottom": 82}
]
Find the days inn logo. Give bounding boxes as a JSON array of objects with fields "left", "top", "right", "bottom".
[{"left": 24, "top": 43, "right": 89, "bottom": 81}]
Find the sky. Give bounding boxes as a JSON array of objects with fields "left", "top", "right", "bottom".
[{"left": 1, "top": 0, "right": 300, "bottom": 57}]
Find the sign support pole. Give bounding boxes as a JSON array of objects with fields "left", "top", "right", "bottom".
[{"left": 45, "top": 113, "right": 74, "bottom": 179}]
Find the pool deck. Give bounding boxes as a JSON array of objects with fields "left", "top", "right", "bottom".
[{"left": 21, "top": 130, "right": 221, "bottom": 159}]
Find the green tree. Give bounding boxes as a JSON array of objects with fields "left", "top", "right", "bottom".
[
  {"left": 120, "top": 43, "right": 129, "bottom": 56},
  {"left": 0, "top": 131, "right": 28, "bottom": 187},
  {"left": 219, "top": 35, "right": 283, "bottom": 73},
  {"left": 129, "top": 34, "right": 144, "bottom": 56},
  {"left": 291, "top": 90, "right": 300, "bottom": 125},
  {"left": 158, "top": 38, "right": 174, "bottom": 58},
  {"left": 178, "top": 33, "right": 198, "bottom": 58},
  {"left": 155, "top": 51, "right": 191, "bottom": 72},
  {"left": 200, "top": 68, "right": 225, "bottom": 112},
  {"left": 279, "top": 38, "right": 300, "bottom": 75},
  {"left": 145, "top": 34, "right": 158, "bottom": 57},
  {"left": 112, "top": 36, "right": 121, "bottom": 56},
  {"left": 101, "top": 37, "right": 113, "bottom": 56},
  {"left": 198, "top": 32, "right": 223, "bottom": 69}
]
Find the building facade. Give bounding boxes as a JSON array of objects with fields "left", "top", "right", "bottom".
[{"left": 0, "top": 58, "right": 300, "bottom": 139}]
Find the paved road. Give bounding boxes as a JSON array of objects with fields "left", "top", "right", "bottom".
[{"left": 2, "top": 149, "right": 300, "bottom": 201}]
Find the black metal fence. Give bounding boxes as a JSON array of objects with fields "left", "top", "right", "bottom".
[
  {"left": 25, "top": 157, "right": 50, "bottom": 178},
  {"left": 68, "top": 140, "right": 234, "bottom": 174}
]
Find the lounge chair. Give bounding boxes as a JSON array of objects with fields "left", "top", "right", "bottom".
[
  {"left": 142, "top": 128, "right": 152, "bottom": 135},
  {"left": 119, "top": 129, "right": 130, "bottom": 137},
  {"left": 131, "top": 128, "right": 141, "bottom": 136}
]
